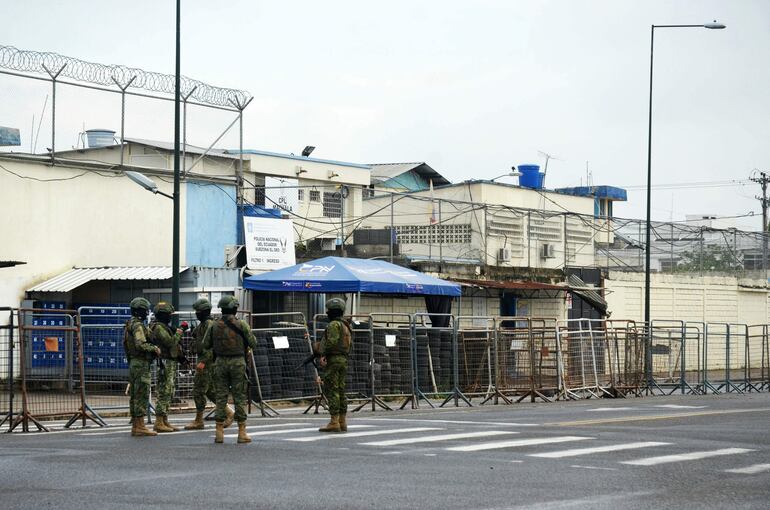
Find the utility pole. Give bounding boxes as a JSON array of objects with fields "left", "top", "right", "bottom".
[{"left": 751, "top": 170, "right": 770, "bottom": 276}]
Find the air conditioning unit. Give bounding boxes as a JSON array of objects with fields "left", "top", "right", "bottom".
[
  {"left": 497, "top": 248, "right": 511, "bottom": 263},
  {"left": 540, "top": 243, "right": 555, "bottom": 259}
]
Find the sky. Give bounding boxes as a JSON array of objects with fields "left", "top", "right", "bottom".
[{"left": 2, "top": 1, "right": 768, "bottom": 229}]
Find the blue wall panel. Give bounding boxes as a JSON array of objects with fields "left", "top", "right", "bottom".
[{"left": 186, "top": 181, "right": 237, "bottom": 266}]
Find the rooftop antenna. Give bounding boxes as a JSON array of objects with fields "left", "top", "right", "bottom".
[{"left": 538, "top": 150, "right": 559, "bottom": 188}]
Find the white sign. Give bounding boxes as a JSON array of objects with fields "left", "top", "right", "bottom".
[
  {"left": 265, "top": 176, "right": 298, "bottom": 214},
  {"left": 272, "top": 336, "right": 290, "bottom": 349},
  {"left": 244, "top": 216, "right": 296, "bottom": 270},
  {"left": 385, "top": 335, "right": 397, "bottom": 347}
]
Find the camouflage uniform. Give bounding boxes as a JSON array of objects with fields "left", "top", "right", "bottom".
[
  {"left": 320, "top": 318, "right": 351, "bottom": 416},
  {"left": 124, "top": 316, "right": 157, "bottom": 418},
  {"left": 202, "top": 313, "right": 257, "bottom": 423},
  {"left": 191, "top": 317, "right": 216, "bottom": 412},
  {"left": 150, "top": 319, "right": 182, "bottom": 417}
]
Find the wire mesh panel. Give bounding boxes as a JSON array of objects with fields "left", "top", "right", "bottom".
[
  {"left": 727, "top": 324, "right": 749, "bottom": 393},
  {"left": 455, "top": 316, "right": 496, "bottom": 403},
  {"left": 747, "top": 324, "right": 768, "bottom": 391},
  {"left": 703, "top": 323, "right": 729, "bottom": 394},
  {"left": 251, "top": 312, "right": 319, "bottom": 404},
  {"left": 680, "top": 322, "right": 705, "bottom": 394},
  {"left": 0, "top": 308, "right": 18, "bottom": 431},
  {"left": 413, "top": 314, "right": 455, "bottom": 401},
  {"left": 370, "top": 313, "right": 414, "bottom": 406},
  {"left": 648, "top": 320, "right": 685, "bottom": 395},
  {"left": 604, "top": 321, "right": 645, "bottom": 396},
  {"left": 13, "top": 308, "right": 98, "bottom": 432},
  {"left": 77, "top": 306, "right": 132, "bottom": 415}
]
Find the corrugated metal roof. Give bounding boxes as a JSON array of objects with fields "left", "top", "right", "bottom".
[
  {"left": 450, "top": 278, "right": 567, "bottom": 291},
  {"left": 369, "top": 162, "right": 451, "bottom": 187},
  {"left": 28, "top": 266, "right": 189, "bottom": 293}
]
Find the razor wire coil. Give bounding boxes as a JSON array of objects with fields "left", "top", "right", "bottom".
[{"left": 0, "top": 45, "right": 251, "bottom": 108}]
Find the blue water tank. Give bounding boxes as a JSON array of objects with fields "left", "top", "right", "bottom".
[{"left": 518, "top": 164, "right": 544, "bottom": 189}]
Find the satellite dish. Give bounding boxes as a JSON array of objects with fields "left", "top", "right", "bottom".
[{"left": 125, "top": 171, "right": 159, "bottom": 193}]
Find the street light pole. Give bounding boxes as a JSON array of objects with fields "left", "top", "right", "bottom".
[
  {"left": 643, "top": 21, "right": 725, "bottom": 332},
  {"left": 172, "top": 0, "right": 181, "bottom": 316}
]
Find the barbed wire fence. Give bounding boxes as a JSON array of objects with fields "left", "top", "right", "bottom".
[{"left": 0, "top": 44, "right": 253, "bottom": 170}]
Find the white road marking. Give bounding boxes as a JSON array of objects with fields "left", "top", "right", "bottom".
[
  {"left": 622, "top": 448, "right": 754, "bottom": 466},
  {"left": 653, "top": 405, "right": 707, "bottom": 409},
  {"left": 222, "top": 424, "right": 372, "bottom": 439},
  {"left": 570, "top": 465, "right": 618, "bottom": 471},
  {"left": 725, "top": 464, "right": 770, "bottom": 474},
  {"left": 361, "top": 430, "right": 518, "bottom": 447},
  {"left": 446, "top": 436, "right": 591, "bottom": 452},
  {"left": 286, "top": 427, "right": 442, "bottom": 442},
  {"left": 424, "top": 453, "right": 437, "bottom": 457},
  {"left": 362, "top": 418, "right": 539, "bottom": 427},
  {"left": 86, "top": 422, "right": 312, "bottom": 436},
  {"left": 530, "top": 442, "right": 669, "bottom": 458},
  {"left": 587, "top": 407, "right": 637, "bottom": 412}
]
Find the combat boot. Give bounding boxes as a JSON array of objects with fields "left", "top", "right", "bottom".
[
  {"left": 223, "top": 406, "right": 235, "bottom": 429},
  {"left": 237, "top": 421, "right": 251, "bottom": 444},
  {"left": 339, "top": 413, "right": 348, "bottom": 432},
  {"left": 215, "top": 421, "right": 225, "bottom": 444},
  {"left": 165, "top": 415, "right": 180, "bottom": 432},
  {"left": 133, "top": 416, "right": 158, "bottom": 437},
  {"left": 184, "top": 411, "right": 205, "bottom": 430},
  {"left": 319, "top": 415, "right": 341, "bottom": 433},
  {"left": 153, "top": 415, "right": 174, "bottom": 433}
]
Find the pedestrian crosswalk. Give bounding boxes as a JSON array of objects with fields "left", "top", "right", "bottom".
[{"left": 20, "top": 416, "right": 769, "bottom": 475}]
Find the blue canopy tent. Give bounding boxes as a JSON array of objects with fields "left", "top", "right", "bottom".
[
  {"left": 243, "top": 256, "right": 460, "bottom": 296},
  {"left": 244, "top": 257, "right": 460, "bottom": 326}
]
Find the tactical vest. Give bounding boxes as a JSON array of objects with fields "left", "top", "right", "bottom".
[
  {"left": 150, "top": 321, "right": 179, "bottom": 359},
  {"left": 192, "top": 318, "right": 212, "bottom": 355},
  {"left": 212, "top": 316, "right": 248, "bottom": 357},
  {"left": 123, "top": 317, "right": 153, "bottom": 361},
  {"left": 324, "top": 319, "right": 352, "bottom": 356}
]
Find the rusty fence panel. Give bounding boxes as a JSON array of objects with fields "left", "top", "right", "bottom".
[
  {"left": 370, "top": 313, "right": 414, "bottom": 409},
  {"left": 0, "top": 308, "right": 17, "bottom": 431},
  {"left": 747, "top": 324, "right": 768, "bottom": 391},
  {"left": 603, "top": 320, "right": 645, "bottom": 397},
  {"left": 12, "top": 308, "right": 102, "bottom": 432},
  {"left": 493, "top": 317, "right": 559, "bottom": 403},
  {"left": 455, "top": 316, "right": 497, "bottom": 403}
]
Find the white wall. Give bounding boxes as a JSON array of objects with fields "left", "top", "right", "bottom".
[
  {"left": 605, "top": 271, "right": 770, "bottom": 325},
  {"left": 0, "top": 158, "right": 183, "bottom": 309}
]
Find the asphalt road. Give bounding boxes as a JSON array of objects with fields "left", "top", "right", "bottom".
[{"left": 2, "top": 392, "right": 770, "bottom": 509}]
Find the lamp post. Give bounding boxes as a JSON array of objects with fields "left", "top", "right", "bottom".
[
  {"left": 490, "top": 166, "right": 522, "bottom": 182},
  {"left": 172, "top": 0, "right": 181, "bottom": 317},
  {"left": 643, "top": 21, "right": 725, "bottom": 331}
]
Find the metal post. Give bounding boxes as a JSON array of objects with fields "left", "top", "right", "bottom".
[
  {"left": 482, "top": 206, "right": 488, "bottom": 267},
  {"left": 644, "top": 24, "right": 655, "bottom": 337},
  {"left": 181, "top": 86, "right": 197, "bottom": 177},
  {"left": 238, "top": 104, "right": 244, "bottom": 204},
  {"left": 111, "top": 76, "right": 137, "bottom": 167},
  {"left": 41, "top": 64, "right": 66, "bottom": 165},
  {"left": 527, "top": 212, "right": 532, "bottom": 268},
  {"left": 389, "top": 193, "right": 394, "bottom": 263},
  {"left": 172, "top": 0, "right": 181, "bottom": 315},
  {"left": 340, "top": 186, "right": 346, "bottom": 257},
  {"left": 439, "top": 199, "right": 443, "bottom": 265},
  {"left": 563, "top": 214, "right": 568, "bottom": 269}
]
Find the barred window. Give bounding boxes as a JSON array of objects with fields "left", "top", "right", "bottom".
[
  {"left": 362, "top": 184, "right": 375, "bottom": 199},
  {"left": 309, "top": 190, "right": 320, "bottom": 202},
  {"left": 395, "top": 224, "right": 472, "bottom": 244},
  {"left": 323, "top": 191, "right": 342, "bottom": 218},
  {"left": 254, "top": 185, "right": 265, "bottom": 206},
  {"left": 298, "top": 189, "right": 305, "bottom": 202}
]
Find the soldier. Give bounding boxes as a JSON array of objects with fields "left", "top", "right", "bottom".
[
  {"left": 200, "top": 296, "right": 257, "bottom": 444},
  {"left": 183, "top": 298, "right": 234, "bottom": 430},
  {"left": 316, "top": 298, "right": 352, "bottom": 433},
  {"left": 123, "top": 297, "right": 160, "bottom": 437},
  {"left": 150, "top": 301, "right": 183, "bottom": 433}
]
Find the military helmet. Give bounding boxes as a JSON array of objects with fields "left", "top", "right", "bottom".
[
  {"left": 218, "top": 295, "right": 239, "bottom": 310},
  {"left": 154, "top": 301, "right": 175, "bottom": 314},
  {"left": 192, "top": 298, "right": 212, "bottom": 312},
  {"left": 129, "top": 297, "right": 151, "bottom": 311},
  {"left": 325, "top": 298, "right": 346, "bottom": 312}
]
